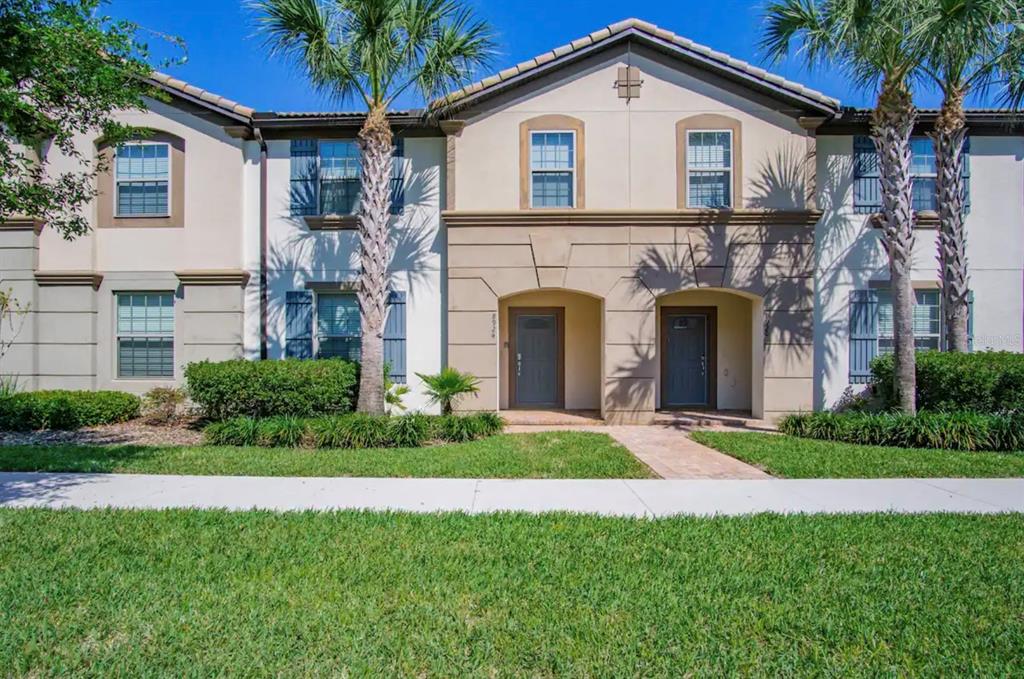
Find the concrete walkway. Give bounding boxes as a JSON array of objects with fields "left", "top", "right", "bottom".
[
  {"left": 505, "top": 424, "right": 770, "bottom": 479},
  {"left": 2, "top": 472, "right": 1023, "bottom": 516}
]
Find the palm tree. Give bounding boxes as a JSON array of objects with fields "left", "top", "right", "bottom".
[
  {"left": 251, "top": 0, "right": 495, "bottom": 413},
  {"left": 763, "top": 0, "right": 928, "bottom": 414},
  {"left": 914, "top": 0, "right": 1024, "bottom": 352}
]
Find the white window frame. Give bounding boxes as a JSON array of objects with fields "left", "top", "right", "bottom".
[
  {"left": 313, "top": 291, "right": 361, "bottom": 360},
  {"left": 529, "top": 130, "right": 576, "bottom": 209},
  {"left": 686, "top": 129, "right": 733, "bottom": 209},
  {"left": 878, "top": 287, "right": 943, "bottom": 353},
  {"left": 114, "top": 141, "right": 172, "bottom": 218},
  {"left": 910, "top": 136, "right": 938, "bottom": 212},
  {"left": 317, "top": 139, "right": 361, "bottom": 216},
  {"left": 114, "top": 291, "right": 175, "bottom": 380}
]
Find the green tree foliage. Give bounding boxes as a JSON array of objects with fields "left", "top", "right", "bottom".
[{"left": 0, "top": 0, "right": 164, "bottom": 237}]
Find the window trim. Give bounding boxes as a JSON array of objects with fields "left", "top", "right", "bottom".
[
  {"left": 317, "top": 139, "right": 362, "bottom": 217},
  {"left": 676, "top": 114, "right": 743, "bottom": 210},
  {"left": 684, "top": 128, "right": 734, "bottom": 209},
  {"left": 113, "top": 141, "right": 172, "bottom": 219},
  {"left": 114, "top": 291, "right": 175, "bottom": 380},
  {"left": 518, "top": 115, "right": 585, "bottom": 210},
  {"left": 528, "top": 129, "right": 577, "bottom": 209}
]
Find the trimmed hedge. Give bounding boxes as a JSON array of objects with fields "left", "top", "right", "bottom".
[
  {"left": 0, "top": 391, "right": 141, "bottom": 431},
  {"left": 204, "top": 412, "right": 505, "bottom": 449},
  {"left": 779, "top": 411, "right": 1024, "bottom": 452},
  {"left": 872, "top": 351, "right": 1024, "bottom": 413},
  {"left": 185, "top": 359, "right": 358, "bottom": 420}
]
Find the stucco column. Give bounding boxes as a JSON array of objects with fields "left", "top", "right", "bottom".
[
  {"left": 798, "top": 117, "right": 827, "bottom": 211},
  {"left": 447, "top": 276, "right": 499, "bottom": 412},
  {"left": 603, "top": 276, "right": 657, "bottom": 424},
  {"left": 438, "top": 120, "right": 465, "bottom": 211}
]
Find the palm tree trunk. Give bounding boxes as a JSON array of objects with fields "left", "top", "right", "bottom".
[
  {"left": 930, "top": 93, "right": 970, "bottom": 352},
  {"left": 872, "top": 80, "right": 917, "bottom": 414},
  {"left": 355, "top": 105, "right": 393, "bottom": 415}
]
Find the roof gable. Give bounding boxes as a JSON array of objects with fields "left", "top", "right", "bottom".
[{"left": 437, "top": 18, "right": 840, "bottom": 117}]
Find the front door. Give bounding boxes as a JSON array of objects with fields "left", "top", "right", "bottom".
[
  {"left": 510, "top": 308, "right": 563, "bottom": 408},
  {"left": 662, "top": 310, "right": 714, "bottom": 408}
]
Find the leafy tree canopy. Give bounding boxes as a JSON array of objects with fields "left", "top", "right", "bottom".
[{"left": 0, "top": 0, "right": 169, "bottom": 238}]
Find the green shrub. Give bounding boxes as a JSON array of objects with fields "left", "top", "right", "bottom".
[
  {"left": 204, "top": 412, "right": 504, "bottom": 449},
  {"left": 871, "top": 351, "right": 1024, "bottom": 413},
  {"left": 141, "top": 387, "right": 187, "bottom": 426},
  {"left": 0, "top": 390, "right": 141, "bottom": 431},
  {"left": 185, "top": 358, "right": 358, "bottom": 420},
  {"left": 779, "top": 411, "right": 1024, "bottom": 452},
  {"left": 257, "top": 416, "right": 307, "bottom": 448}
]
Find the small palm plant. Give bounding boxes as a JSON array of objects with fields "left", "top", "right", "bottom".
[
  {"left": 252, "top": 0, "right": 495, "bottom": 414},
  {"left": 416, "top": 367, "right": 480, "bottom": 415}
]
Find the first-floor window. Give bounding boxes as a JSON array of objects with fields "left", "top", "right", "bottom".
[
  {"left": 316, "top": 293, "right": 360, "bottom": 361},
  {"left": 117, "top": 292, "right": 174, "bottom": 378},
  {"left": 877, "top": 288, "right": 942, "bottom": 352}
]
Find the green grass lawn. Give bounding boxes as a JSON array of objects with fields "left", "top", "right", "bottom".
[
  {"left": 0, "top": 432, "right": 654, "bottom": 479},
  {"left": 693, "top": 431, "right": 1024, "bottom": 478},
  {"left": 1, "top": 510, "right": 1022, "bottom": 675}
]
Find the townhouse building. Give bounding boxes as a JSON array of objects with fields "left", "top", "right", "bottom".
[{"left": 2, "top": 19, "right": 1021, "bottom": 422}]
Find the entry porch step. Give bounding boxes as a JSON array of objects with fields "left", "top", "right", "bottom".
[
  {"left": 500, "top": 410, "right": 605, "bottom": 426},
  {"left": 653, "top": 410, "right": 775, "bottom": 431}
]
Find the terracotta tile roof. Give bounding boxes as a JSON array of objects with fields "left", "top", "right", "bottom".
[
  {"left": 436, "top": 17, "right": 841, "bottom": 112},
  {"left": 148, "top": 71, "right": 255, "bottom": 120}
]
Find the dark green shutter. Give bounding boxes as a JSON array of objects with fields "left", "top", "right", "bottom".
[
  {"left": 390, "top": 138, "right": 405, "bottom": 215},
  {"left": 849, "top": 289, "right": 879, "bottom": 383},
  {"left": 290, "top": 139, "right": 318, "bottom": 216},
  {"left": 285, "top": 290, "right": 314, "bottom": 359},
  {"left": 384, "top": 291, "right": 407, "bottom": 383},
  {"left": 853, "top": 136, "right": 881, "bottom": 215},
  {"left": 962, "top": 136, "right": 971, "bottom": 213},
  {"left": 967, "top": 290, "right": 975, "bottom": 351}
]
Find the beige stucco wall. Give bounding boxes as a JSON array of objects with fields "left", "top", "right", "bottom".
[
  {"left": 447, "top": 221, "right": 814, "bottom": 421},
  {"left": 451, "top": 44, "right": 811, "bottom": 212},
  {"left": 37, "top": 97, "right": 246, "bottom": 273},
  {"left": 498, "top": 290, "right": 602, "bottom": 410},
  {"left": 657, "top": 289, "right": 754, "bottom": 411}
]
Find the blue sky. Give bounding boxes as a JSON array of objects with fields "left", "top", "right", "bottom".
[{"left": 106, "top": 0, "right": 954, "bottom": 113}]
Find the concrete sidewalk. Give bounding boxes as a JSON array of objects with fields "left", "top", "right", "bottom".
[{"left": 2, "top": 472, "right": 1023, "bottom": 516}]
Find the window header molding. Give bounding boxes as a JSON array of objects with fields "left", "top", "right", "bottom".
[
  {"left": 676, "top": 114, "right": 743, "bottom": 210},
  {"left": 519, "top": 115, "right": 585, "bottom": 210}
]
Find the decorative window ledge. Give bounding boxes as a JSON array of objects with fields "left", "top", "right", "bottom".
[
  {"left": 0, "top": 218, "right": 44, "bottom": 234},
  {"left": 304, "top": 215, "right": 358, "bottom": 230},
  {"left": 34, "top": 271, "right": 103, "bottom": 289},
  {"left": 868, "top": 211, "right": 940, "bottom": 229},
  {"left": 175, "top": 270, "right": 250, "bottom": 287}
]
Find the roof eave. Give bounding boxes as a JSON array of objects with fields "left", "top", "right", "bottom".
[{"left": 437, "top": 28, "right": 840, "bottom": 118}]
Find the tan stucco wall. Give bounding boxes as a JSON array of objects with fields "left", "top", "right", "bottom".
[
  {"left": 451, "top": 44, "right": 811, "bottom": 212},
  {"left": 657, "top": 289, "right": 753, "bottom": 411},
  {"left": 37, "top": 97, "right": 246, "bottom": 273},
  {"left": 498, "top": 290, "right": 602, "bottom": 410},
  {"left": 447, "top": 221, "right": 814, "bottom": 422}
]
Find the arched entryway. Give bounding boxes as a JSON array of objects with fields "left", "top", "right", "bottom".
[
  {"left": 498, "top": 289, "right": 603, "bottom": 413},
  {"left": 656, "top": 288, "right": 765, "bottom": 418}
]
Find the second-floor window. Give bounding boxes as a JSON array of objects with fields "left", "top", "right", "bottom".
[
  {"left": 115, "top": 143, "right": 170, "bottom": 217},
  {"left": 686, "top": 130, "right": 733, "bottom": 208},
  {"left": 320, "top": 141, "right": 361, "bottom": 215},
  {"left": 853, "top": 135, "right": 970, "bottom": 214},
  {"left": 530, "top": 131, "right": 575, "bottom": 208}
]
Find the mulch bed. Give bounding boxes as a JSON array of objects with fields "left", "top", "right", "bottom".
[{"left": 0, "top": 419, "right": 206, "bottom": 447}]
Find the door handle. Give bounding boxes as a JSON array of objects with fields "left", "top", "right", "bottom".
[
  {"left": 516, "top": 353, "right": 522, "bottom": 377},
  {"left": 700, "top": 354, "right": 706, "bottom": 376}
]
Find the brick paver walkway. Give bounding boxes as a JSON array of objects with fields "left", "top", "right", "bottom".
[{"left": 505, "top": 424, "right": 770, "bottom": 479}]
